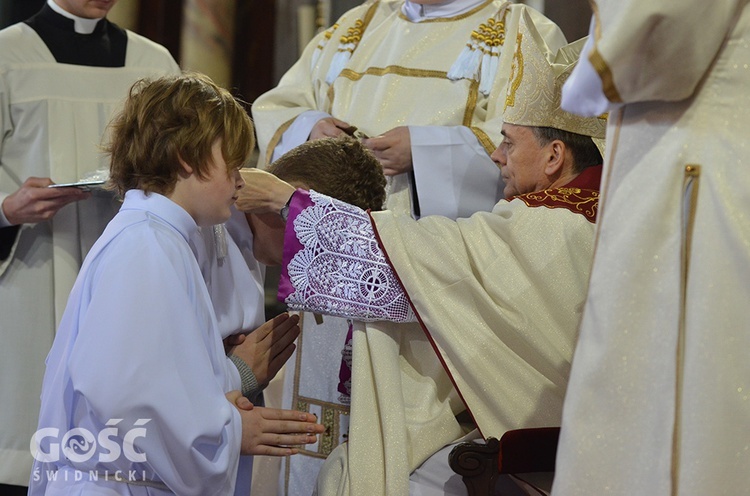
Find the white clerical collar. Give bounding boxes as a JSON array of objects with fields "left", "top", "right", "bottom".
[
  {"left": 401, "top": 0, "right": 486, "bottom": 22},
  {"left": 48, "top": 0, "right": 103, "bottom": 34}
]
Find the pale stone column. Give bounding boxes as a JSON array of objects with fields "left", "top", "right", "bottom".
[{"left": 180, "top": 0, "right": 237, "bottom": 89}]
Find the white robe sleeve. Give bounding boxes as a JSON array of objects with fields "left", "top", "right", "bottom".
[
  {"left": 0, "top": 192, "right": 11, "bottom": 227},
  {"left": 270, "top": 110, "right": 332, "bottom": 163},
  {"left": 560, "top": 20, "right": 612, "bottom": 117},
  {"left": 410, "top": 125, "right": 503, "bottom": 218},
  {"left": 587, "top": 0, "right": 745, "bottom": 103}
]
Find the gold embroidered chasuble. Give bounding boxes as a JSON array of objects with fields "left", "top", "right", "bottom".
[
  {"left": 251, "top": 0, "right": 566, "bottom": 215},
  {"left": 316, "top": 190, "right": 598, "bottom": 495}
]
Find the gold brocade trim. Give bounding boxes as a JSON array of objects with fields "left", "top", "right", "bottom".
[
  {"left": 328, "top": 67, "right": 480, "bottom": 126},
  {"left": 326, "top": 83, "right": 335, "bottom": 114},
  {"left": 294, "top": 395, "right": 350, "bottom": 458},
  {"left": 589, "top": 0, "right": 601, "bottom": 40},
  {"left": 673, "top": 164, "right": 701, "bottom": 496},
  {"left": 470, "top": 126, "right": 496, "bottom": 156},
  {"left": 264, "top": 117, "right": 296, "bottom": 167},
  {"left": 338, "top": 65, "right": 448, "bottom": 81},
  {"left": 397, "top": 0, "right": 498, "bottom": 23},
  {"left": 504, "top": 32, "right": 524, "bottom": 110},
  {"left": 360, "top": 1, "right": 380, "bottom": 35},
  {"left": 290, "top": 314, "right": 350, "bottom": 460},
  {"left": 336, "top": 0, "right": 380, "bottom": 51},
  {"left": 462, "top": 78, "right": 480, "bottom": 127},
  {"left": 589, "top": 47, "right": 622, "bottom": 103},
  {"left": 516, "top": 187, "right": 599, "bottom": 223}
]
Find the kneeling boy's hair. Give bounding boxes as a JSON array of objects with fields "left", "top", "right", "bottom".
[{"left": 267, "top": 135, "right": 386, "bottom": 211}]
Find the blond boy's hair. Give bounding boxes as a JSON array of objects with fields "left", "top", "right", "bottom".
[{"left": 106, "top": 72, "right": 255, "bottom": 197}]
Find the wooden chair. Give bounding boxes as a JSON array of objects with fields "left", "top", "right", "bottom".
[{"left": 448, "top": 427, "right": 560, "bottom": 496}]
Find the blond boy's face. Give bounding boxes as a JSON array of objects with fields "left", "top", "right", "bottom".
[{"left": 171, "top": 140, "right": 244, "bottom": 227}]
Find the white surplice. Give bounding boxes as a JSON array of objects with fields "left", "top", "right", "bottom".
[
  {"left": 29, "top": 191, "right": 250, "bottom": 495},
  {"left": 0, "top": 20, "right": 179, "bottom": 485}
]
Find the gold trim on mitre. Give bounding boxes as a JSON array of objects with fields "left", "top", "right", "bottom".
[{"left": 502, "top": 11, "right": 606, "bottom": 140}]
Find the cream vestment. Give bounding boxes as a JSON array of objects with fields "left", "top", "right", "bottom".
[{"left": 552, "top": 1, "right": 750, "bottom": 495}]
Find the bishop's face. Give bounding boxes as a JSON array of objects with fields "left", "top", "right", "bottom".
[
  {"left": 491, "top": 123, "right": 554, "bottom": 199},
  {"left": 53, "top": 0, "right": 119, "bottom": 19}
]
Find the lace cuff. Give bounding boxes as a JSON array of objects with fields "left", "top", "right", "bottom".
[{"left": 280, "top": 190, "right": 415, "bottom": 323}]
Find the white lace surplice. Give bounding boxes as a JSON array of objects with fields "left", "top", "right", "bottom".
[{"left": 281, "top": 190, "right": 415, "bottom": 323}]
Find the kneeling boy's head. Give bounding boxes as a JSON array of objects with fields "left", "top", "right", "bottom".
[
  {"left": 268, "top": 136, "right": 386, "bottom": 211},
  {"left": 106, "top": 72, "right": 255, "bottom": 219},
  {"left": 248, "top": 135, "right": 386, "bottom": 265}
]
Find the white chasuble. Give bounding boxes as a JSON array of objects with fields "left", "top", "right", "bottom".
[
  {"left": 553, "top": 1, "right": 750, "bottom": 495},
  {"left": 252, "top": 0, "right": 566, "bottom": 218}
]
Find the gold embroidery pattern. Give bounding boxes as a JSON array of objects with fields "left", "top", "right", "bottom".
[
  {"left": 290, "top": 314, "right": 350, "bottom": 460},
  {"left": 294, "top": 396, "right": 350, "bottom": 458},
  {"left": 470, "top": 126, "right": 496, "bottom": 156},
  {"left": 516, "top": 187, "right": 599, "bottom": 223},
  {"left": 589, "top": 47, "right": 622, "bottom": 103},
  {"left": 320, "top": 408, "right": 337, "bottom": 455},
  {"left": 339, "top": 65, "right": 448, "bottom": 81},
  {"left": 505, "top": 32, "right": 524, "bottom": 110}
]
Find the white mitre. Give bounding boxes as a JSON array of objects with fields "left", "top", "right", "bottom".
[{"left": 503, "top": 10, "right": 607, "bottom": 151}]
